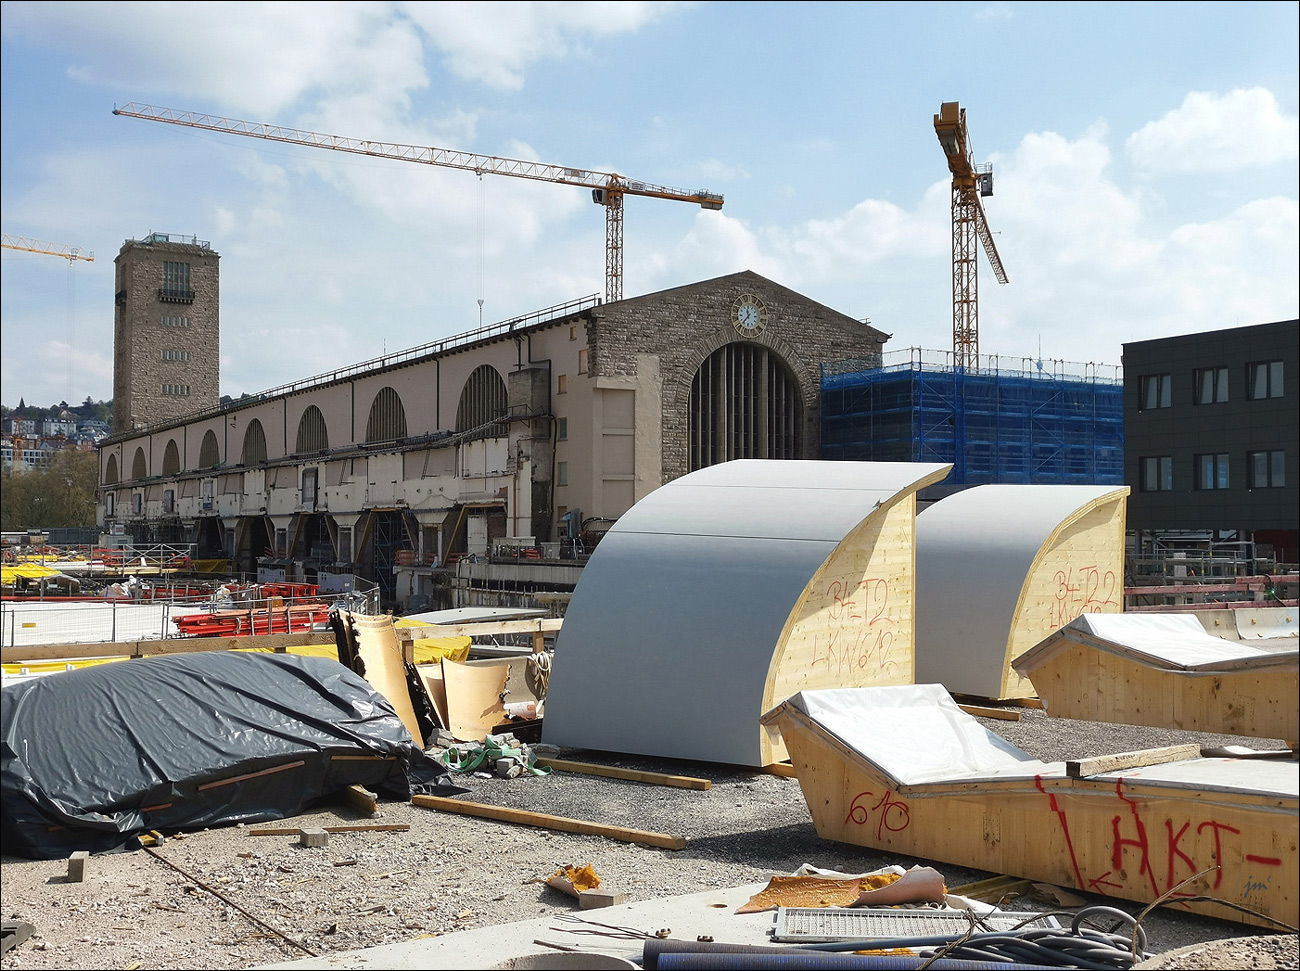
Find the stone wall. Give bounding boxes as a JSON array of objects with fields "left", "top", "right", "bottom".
[
  {"left": 587, "top": 270, "right": 885, "bottom": 482},
  {"left": 113, "top": 238, "right": 220, "bottom": 432}
]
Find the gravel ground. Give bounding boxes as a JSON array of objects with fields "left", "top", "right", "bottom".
[{"left": 2, "top": 707, "right": 1296, "bottom": 970}]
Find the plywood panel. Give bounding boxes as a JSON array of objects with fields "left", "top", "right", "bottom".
[
  {"left": 1003, "top": 498, "right": 1126, "bottom": 697},
  {"left": 763, "top": 498, "right": 918, "bottom": 763},
  {"left": 1024, "top": 644, "right": 1298, "bottom": 739},
  {"left": 769, "top": 698, "right": 1297, "bottom": 929}
]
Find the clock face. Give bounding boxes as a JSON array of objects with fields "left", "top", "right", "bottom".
[{"left": 732, "top": 294, "right": 768, "bottom": 336}]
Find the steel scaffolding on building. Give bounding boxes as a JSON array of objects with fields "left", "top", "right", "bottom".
[{"left": 821, "top": 348, "right": 1123, "bottom": 485}]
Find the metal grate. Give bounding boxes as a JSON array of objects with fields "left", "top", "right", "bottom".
[{"left": 772, "top": 907, "right": 1060, "bottom": 943}]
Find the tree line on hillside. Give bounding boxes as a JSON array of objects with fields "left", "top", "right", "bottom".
[
  {"left": 1, "top": 397, "right": 113, "bottom": 425},
  {"left": 1, "top": 449, "right": 100, "bottom": 530}
]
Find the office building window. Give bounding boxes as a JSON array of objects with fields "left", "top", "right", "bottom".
[
  {"left": 1247, "top": 360, "right": 1284, "bottom": 399},
  {"left": 1139, "top": 373, "right": 1171, "bottom": 410},
  {"left": 1196, "top": 453, "right": 1229, "bottom": 490},
  {"left": 1249, "top": 450, "right": 1285, "bottom": 488},
  {"left": 1194, "top": 366, "right": 1228, "bottom": 404},
  {"left": 1140, "top": 456, "right": 1173, "bottom": 492}
]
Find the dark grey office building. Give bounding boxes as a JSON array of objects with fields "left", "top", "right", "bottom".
[{"left": 1124, "top": 319, "right": 1298, "bottom": 564}]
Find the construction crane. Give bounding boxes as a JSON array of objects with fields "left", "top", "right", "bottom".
[
  {"left": 1, "top": 235, "right": 94, "bottom": 264},
  {"left": 933, "top": 102, "right": 1008, "bottom": 370},
  {"left": 2, "top": 235, "right": 95, "bottom": 402},
  {"left": 113, "top": 103, "right": 724, "bottom": 303}
]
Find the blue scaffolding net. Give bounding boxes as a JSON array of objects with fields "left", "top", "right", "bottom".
[{"left": 821, "top": 349, "right": 1124, "bottom": 486}]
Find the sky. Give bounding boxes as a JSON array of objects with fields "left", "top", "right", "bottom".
[{"left": 2, "top": 1, "right": 1297, "bottom": 408}]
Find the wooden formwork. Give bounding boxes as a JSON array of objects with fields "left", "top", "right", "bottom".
[
  {"left": 1013, "top": 614, "right": 1299, "bottom": 741},
  {"left": 542, "top": 460, "right": 951, "bottom": 767},
  {"left": 915, "top": 485, "right": 1129, "bottom": 701},
  {"left": 764, "top": 688, "right": 1298, "bottom": 930}
]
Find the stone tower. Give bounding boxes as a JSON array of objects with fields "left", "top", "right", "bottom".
[{"left": 112, "top": 233, "right": 220, "bottom": 433}]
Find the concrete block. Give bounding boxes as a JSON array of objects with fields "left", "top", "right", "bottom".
[
  {"left": 299, "top": 828, "right": 329, "bottom": 848},
  {"left": 67, "top": 850, "right": 90, "bottom": 883},
  {"left": 578, "top": 889, "right": 627, "bottom": 909}
]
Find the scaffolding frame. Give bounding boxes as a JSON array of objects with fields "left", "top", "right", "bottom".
[{"left": 821, "top": 350, "right": 1123, "bottom": 485}]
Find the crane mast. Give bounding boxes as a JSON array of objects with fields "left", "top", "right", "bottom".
[
  {"left": 933, "top": 102, "right": 1008, "bottom": 370},
  {"left": 2, "top": 235, "right": 95, "bottom": 402},
  {"left": 113, "top": 103, "right": 723, "bottom": 303}
]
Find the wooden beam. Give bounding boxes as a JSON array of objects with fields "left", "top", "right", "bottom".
[
  {"left": 958, "top": 704, "right": 1022, "bottom": 722},
  {"left": 393, "top": 618, "right": 563, "bottom": 642},
  {"left": 1, "top": 630, "right": 336, "bottom": 664},
  {"left": 764, "top": 763, "right": 798, "bottom": 778},
  {"left": 245, "top": 824, "right": 410, "bottom": 836},
  {"left": 1067, "top": 744, "right": 1201, "bottom": 778},
  {"left": 411, "top": 795, "right": 686, "bottom": 850},
  {"left": 533, "top": 757, "right": 711, "bottom": 790},
  {"left": 343, "top": 785, "right": 378, "bottom": 816}
]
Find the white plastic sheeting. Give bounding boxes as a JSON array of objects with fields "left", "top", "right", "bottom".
[
  {"left": 542, "top": 460, "right": 948, "bottom": 766},
  {"left": 914, "top": 484, "right": 1128, "bottom": 698},
  {"left": 1016, "top": 612, "right": 1298, "bottom": 673},
  {"left": 786, "top": 684, "right": 1064, "bottom": 786}
]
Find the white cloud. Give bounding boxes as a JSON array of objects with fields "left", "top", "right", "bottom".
[
  {"left": 1126, "top": 88, "right": 1299, "bottom": 174},
  {"left": 3, "top": 3, "right": 428, "bottom": 119},
  {"left": 400, "top": 1, "right": 686, "bottom": 91}
]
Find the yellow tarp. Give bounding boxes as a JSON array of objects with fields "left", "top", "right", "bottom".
[
  {"left": 1, "top": 563, "right": 61, "bottom": 584},
  {"left": 392, "top": 618, "right": 472, "bottom": 663},
  {"left": 1, "top": 630, "right": 471, "bottom": 677}
]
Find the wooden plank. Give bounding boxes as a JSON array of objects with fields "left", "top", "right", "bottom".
[
  {"left": 411, "top": 795, "right": 687, "bottom": 850},
  {"left": 394, "top": 618, "right": 563, "bottom": 642},
  {"left": 764, "top": 762, "right": 798, "bottom": 778},
  {"left": 343, "top": 784, "right": 378, "bottom": 816},
  {"left": 1066, "top": 744, "right": 1202, "bottom": 778},
  {"left": 958, "top": 704, "right": 1022, "bottom": 722},
  {"left": 246, "top": 824, "right": 410, "bottom": 836},
  {"left": 1, "top": 630, "right": 336, "bottom": 664},
  {"left": 533, "top": 758, "right": 711, "bottom": 790},
  {"left": 948, "top": 874, "right": 1034, "bottom": 903}
]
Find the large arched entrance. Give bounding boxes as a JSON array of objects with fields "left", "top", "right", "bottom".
[{"left": 688, "top": 342, "right": 801, "bottom": 471}]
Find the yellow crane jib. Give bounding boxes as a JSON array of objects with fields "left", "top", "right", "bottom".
[
  {"left": 112, "top": 103, "right": 723, "bottom": 304},
  {"left": 934, "top": 102, "right": 1008, "bottom": 371},
  {"left": 1, "top": 235, "right": 95, "bottom": 262}
]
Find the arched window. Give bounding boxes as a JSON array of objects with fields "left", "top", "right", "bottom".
[
  {"left": 198, "top": 430, "right": 221, "bottom": 468},
  {"left": 131, "top": 447, "right": 147, "bottom": 480},
  {"left": 104, "top": 454, "right": 119, "bottom": 485},
  {"left": 365, "top": 387, "right": 408, "bottom": 443},
  {"left": 689, "top": 342, "right": 801, "bottom": 471},
  {"left": 241, "top": 419, "right": 268, "bottom": 465},
  {"left": 295, "top": 405, "right": 329, "bottom": 453},
  {"left": 456, "top": 365, "right": 508, "bottom": 434},
  {"left": 162, "top": 439, "right": 181, "bottom": 475}
]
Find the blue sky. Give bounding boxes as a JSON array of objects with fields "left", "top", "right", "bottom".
[{"left": 2, "top": 1, "right": 1297, "bottom": 407}]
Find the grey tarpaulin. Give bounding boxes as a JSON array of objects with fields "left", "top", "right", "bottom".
[{"left": 1, "top": 651, "right": 466, "bottom": 859}]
